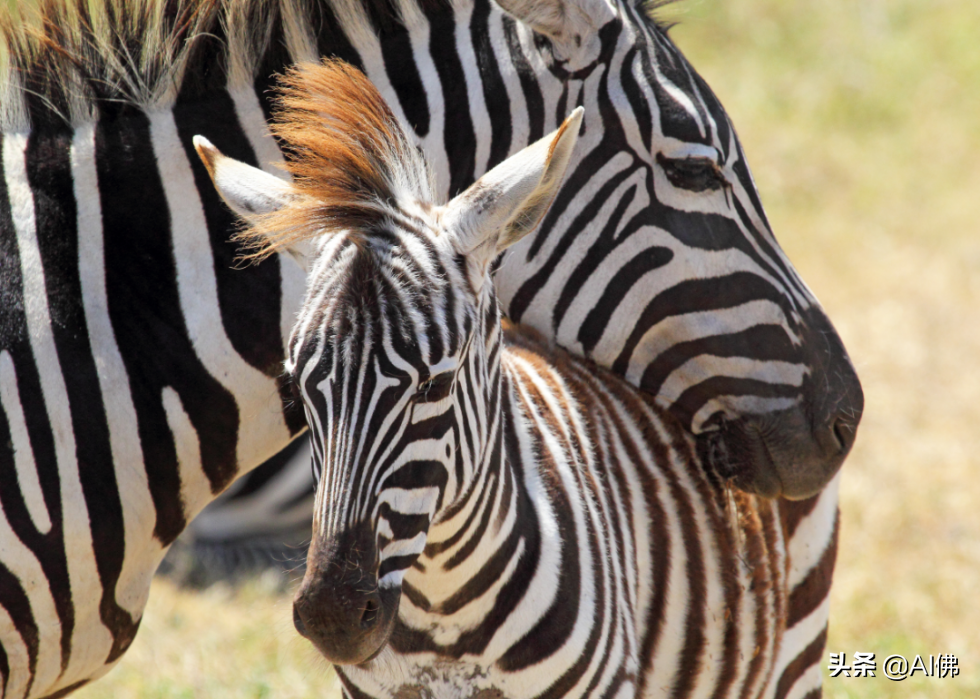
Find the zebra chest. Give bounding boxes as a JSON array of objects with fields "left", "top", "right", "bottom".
[
  {"left": 343, "top": 652, "right": 640, "bottom": 699},
  {"left": 390, "top": 665, "right": 506, "bottom": 699},
  {"left": 340, "top": 657, "right": 512, "bottom": 699},
  {"left": 393, "top": 688, "right": 503, "bottom": 699}
]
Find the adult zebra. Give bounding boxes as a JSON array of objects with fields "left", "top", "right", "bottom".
[
  {"left": 197, "top": 61, "right": 796, "bottom": 698},
  {"left": 0, "top": 0, "right": 860, "bottom": 697}
]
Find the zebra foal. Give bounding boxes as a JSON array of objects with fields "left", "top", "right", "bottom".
[{"left": 198, "top": 60, "right": 789, "bottom": 699}]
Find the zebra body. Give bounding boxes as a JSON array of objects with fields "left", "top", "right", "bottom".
[
  {"left": 161, "top": 437, "right": 315, "bottom": 585},
  {"left": 1, "top": 0, "right": 859, "bottom": 696},
  {"left": 198, "top": 61, "right": 802, "bottom": 699}
]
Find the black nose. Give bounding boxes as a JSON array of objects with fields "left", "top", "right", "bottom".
[
  {"left": 360, "top": 597, "right": 380, "bottom": 629},
  {"left": 293, "top": 604, "right": 306, "bottom": 635},
  {"left": 696, "top": 304, "right": 864, "bottom": 501},
  {"left": 293, "top": 579, "right": 383, "bottom": 635},
  {"left": 820, "top": 414, "right": 858, "bottom": 455},
  {"left": 291, "top": 522, "right": 397, "bottom": 665}
]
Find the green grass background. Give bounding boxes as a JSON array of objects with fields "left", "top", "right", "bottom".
[{"left": 9, "top": 0, "right": 975, "bottom": 696}]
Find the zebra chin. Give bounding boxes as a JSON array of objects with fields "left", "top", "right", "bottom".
[{"left": 292, "top": 524, "right": 402, "bottom": 665}]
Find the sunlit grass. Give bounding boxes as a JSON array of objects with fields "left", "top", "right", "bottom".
[
  {"left": 70, "top": 0, "right": 980, "bottom": 697},
  {"left": 75, "top": 575, "right": 337, "bottom": 699}
]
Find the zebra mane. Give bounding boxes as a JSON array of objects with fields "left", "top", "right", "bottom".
[
  {"left": 0, "top": 0, "right": 451, "bottom": 132},
  {"left": 636, "top": 0, "right": 681, "bottom": 30},
  {"left": 235, "top": 59, "right": 432, "bottom": 259}
]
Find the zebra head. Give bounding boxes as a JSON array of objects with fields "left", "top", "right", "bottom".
[
  {"left": 488, "top": 0, "right": 864, "bottom": 499},
  {"left": 194, "top": 61, "right": 581, "bottom": 666}
]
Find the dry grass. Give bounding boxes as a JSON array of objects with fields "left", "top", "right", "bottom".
[
  {"left": 75, "top": 574, "right": 337, "bottom": 699},
  {"left": 74, "top": 0, "right": 979, "bottom": 697}
]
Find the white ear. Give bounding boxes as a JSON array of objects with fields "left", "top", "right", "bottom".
[
  {"left": 495, "top": 0, "right": 615, "bottom": 60},
  {"left": 443, "top": 107, "right": 583, "bottom": 288},
  {"left": 193, "top": 136, "right": 314, "bottom": 271}
]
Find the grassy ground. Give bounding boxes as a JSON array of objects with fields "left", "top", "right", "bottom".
[
  {"left": 75, "top": 0, "right": 980, "bottom": 697},
  {"left": 76, "top": 574, "right": 336, "bottom": 699}
]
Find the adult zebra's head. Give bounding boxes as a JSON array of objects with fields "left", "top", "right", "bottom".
[
  {"left": 194, "top": 61, "right": 581, "bottom": 665},
  {"left": 489, "top": 0, "right": 863, "bottom": 499}
]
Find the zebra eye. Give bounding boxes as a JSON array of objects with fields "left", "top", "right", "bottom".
[
  {"left": 656, "top": 153, "right": 728, "bottom": 192},
  {"left": 414, "top": 372, "right": 455, "bottom": 404}
]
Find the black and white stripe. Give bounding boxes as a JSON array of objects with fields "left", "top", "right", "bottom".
[
  {"left": 0, "top": 0, "right": 860, "bottom": 696},
  {"left": 201, "top": 90, "right": 792, "bottom": 698}
]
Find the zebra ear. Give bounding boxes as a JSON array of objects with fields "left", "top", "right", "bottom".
[
  {"left": 194, "top": 136, "right": 293, "bottom": 218},
  {"left": 193, "top": 136, "right": 314, "bottom": 271},
  {"left": 445, "top": 107, "right": 582, "bottom": 285},
  {"left": 495, "top": 0, "right": 615, "bottom": 60}
]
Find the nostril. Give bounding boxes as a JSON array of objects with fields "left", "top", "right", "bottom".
[
  {"left": 830, "top": 417, "right": 856, "bottom": 453},
  {"left": 293, "top": 604, "right": 307, "bottom": 636},
  {"left": 360, "top": 598, "right": 380, "bottom": 629},
  {"left": 832, "top": 420, "right": 846, "bottom": 450}
]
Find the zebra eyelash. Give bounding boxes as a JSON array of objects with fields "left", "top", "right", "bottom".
[
  {"left": 283, "top": 372, "right": 303, "bottom": 405},
  {"left": 656, "top": 152, "right": 729, "bottom": 193},
  {"left": 413, "top": 372, "right": 455, "bottom": 404}
]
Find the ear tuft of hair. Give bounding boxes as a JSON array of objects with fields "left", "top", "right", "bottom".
[{"left": 233, "top": 58, "right": 431, "bottom": 259}]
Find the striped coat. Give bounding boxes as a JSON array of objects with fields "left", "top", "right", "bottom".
[{"left": 0, "top": 1, "right": 859, "bottom": 696}]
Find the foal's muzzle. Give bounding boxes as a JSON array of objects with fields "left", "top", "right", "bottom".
[{"left": 292, "top": 523, "right": 399, "bottom": 665}]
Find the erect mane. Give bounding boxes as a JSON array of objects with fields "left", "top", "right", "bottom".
[
  {"left": 0, "top": 0, "right": 454, "bottom": 132},
  {"left": 235, "top": 59, "right": 432, "bottom": 259},
  {"left": 1, "top": 0, "right": 217, "bottom": 130}
]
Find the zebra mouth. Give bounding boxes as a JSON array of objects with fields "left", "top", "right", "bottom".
[
  {"left": 294, "top": 581, "right": 400, "bottom": 666},
  {"left": 697, "top": 419, "right": 782, "bottom": 498},
  {"left": 696, "top": 406, "right": 856, "bottom": 500},
  {"left": 293, "top": 521, "right": 403, "bottom": 666}
]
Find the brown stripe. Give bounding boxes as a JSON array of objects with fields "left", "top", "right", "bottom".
[
  {"left": 786, "top": 512, "right": 839, "bottom": 628},
  {"left": 773, "top": 626, "right": 827, "bottom": 699},
  {"left": 556, "top": 359, "right": 674, "bottom": 696},
  {"left": 741, "top": 497, "right": 786, "bottom": 699},
  {"left": 608, "top": 372, "right": 708, "bottom": 699},
  {"left": 779, "top": 493, "right": 822, "bottom": 540}
]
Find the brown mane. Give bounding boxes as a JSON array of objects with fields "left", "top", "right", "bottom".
[{"left": 234, "top": 59, "right": 431, "bottom": 259}]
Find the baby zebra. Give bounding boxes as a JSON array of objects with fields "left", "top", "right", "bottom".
[{"left": 196, "top": 61, "right": 787, "bottom": 699}]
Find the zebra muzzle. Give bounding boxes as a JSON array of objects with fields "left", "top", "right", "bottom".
[
  {"left": 293, "top": 524, "right": 400, "bottom": 665},
  {"left": 695, "top": 303, "right": 864, "bottom": 500}
]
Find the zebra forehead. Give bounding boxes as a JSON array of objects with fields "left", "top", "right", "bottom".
[{"left": 298, "top": 236, "right": 460, "bottom": 368}]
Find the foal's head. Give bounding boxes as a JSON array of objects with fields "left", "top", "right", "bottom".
[{"left": 195, "top": 60, "right": 581, "bottom": 664}]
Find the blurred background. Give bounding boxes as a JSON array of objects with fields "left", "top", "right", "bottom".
[{"left": 58, "top": 0, "right": 978, "bottom": 696}]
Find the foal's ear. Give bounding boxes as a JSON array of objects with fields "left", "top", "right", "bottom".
[
  {"left": 194, "top": 136, "right": 292, "bottom": 218},
  {"left": 444, "top": 107, "right": 582, "bottom": 288},
  {"left": 495, "top": 0, "right": 615, "bottom": 63},
  {"left": 193, "top": 136, "right": 314, "bottom": 270}
]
